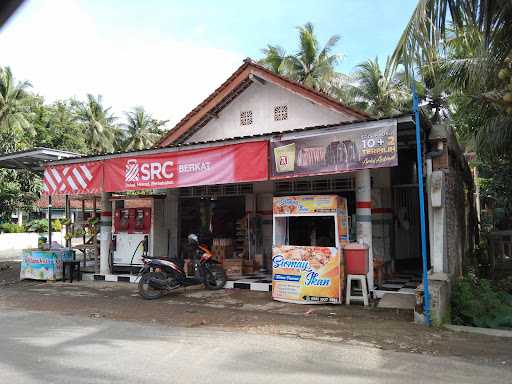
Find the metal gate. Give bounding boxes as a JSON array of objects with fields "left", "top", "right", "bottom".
[{"left": 393, "top": 185, "right": 421, "bottom": 263}]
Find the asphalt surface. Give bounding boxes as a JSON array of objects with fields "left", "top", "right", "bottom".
[{"left": 0, "top": 309, "right": 511, "bottom": 384}]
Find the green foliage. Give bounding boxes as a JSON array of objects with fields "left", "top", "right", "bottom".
[
  {"left": 390, "top": 0, "right": 512, "bottom": 156},
  {"left": 259, "top": 22, "right": 342, "bottom": 94},
  {"left": 73, "top": 94, "right": 117, "bottom": 154},
  {"left": 0, "top": 66, "right": 34, "bottom": 153},
  {"left": 122, "top": 106, "right": 167, "bottom": 151},
  {"left": 478, "top": 156, "right": 512, "bottom": 227},
  {"left": 452, "top": 273, "right": 512, "bottom": 329},
  {"left": 27, "top": 219, "right": 61, "bottom": 233},
  {"left": 0, "top": 64, "right": 168, "bottom": 220},
  {"left": 52, "top": 219, "right": 62, "bottom": 232},
  {"left": 27, "top": 219, "right": 48, "bottom": 233},
  {"left": 259, "top": 24, "right": 407, "bottom": 117},
  {"left": 337, "top": 57, "right": 410, "bottom": 118},
  {"left": 0, "top": 223, "right": 25, "bottom": 233},
  {"left": 0, "top": 169, "right": 41, "bottom": 222},
  {"left": 31, "top": 98, "right": 88, "bottom": 154}
]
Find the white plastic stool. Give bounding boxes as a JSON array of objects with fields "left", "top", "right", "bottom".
[{"left": 346, "top": 274, "right": 369, "bottom": 306}]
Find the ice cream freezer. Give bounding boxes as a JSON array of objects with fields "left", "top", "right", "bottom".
[
  {"left": 272, "top": 195, "right": 349, "bottom": 304},
  {"left": 20, "top": 248, "right": 74, "bottom": 281}
]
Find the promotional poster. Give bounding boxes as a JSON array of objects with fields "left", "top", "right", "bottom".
[
  {"left": 272, "top": 245, "right": 342, "bottom": 303},
  {"left": 271, "top": 121, "right": 397, "bottom": 179}
]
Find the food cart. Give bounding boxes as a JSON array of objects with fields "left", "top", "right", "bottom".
[{"left": 272, "top": 195, "right": 349, "bottom": 304}]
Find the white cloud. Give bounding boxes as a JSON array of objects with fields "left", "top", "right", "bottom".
[{"left": 0, "top": 0, "right": 243, "bottom": 127}]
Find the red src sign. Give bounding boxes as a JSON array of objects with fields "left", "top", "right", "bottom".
[
  {"left": 104, "top": 141, "right": 268, "bottom": 192},
  {"left": 43, "top": 141, "right": 268, "bottom": 195},
  {"left": 42, "top": 141, "right": 269, "bottom": 195}
]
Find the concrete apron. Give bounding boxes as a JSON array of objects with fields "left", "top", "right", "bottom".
[
  {"left": 81, "top": 272, "right": 415, "bottom": 311},
  {"left": 81, "top": 272, "right": 274, "bottom": 292}
]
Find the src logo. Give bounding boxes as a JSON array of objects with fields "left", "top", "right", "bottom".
[
  {"left": 125, "top": 160, "right": 139, "bottom": 182},
  {"left": 124, "top": 159, "right": 175, "bottom": 183}
]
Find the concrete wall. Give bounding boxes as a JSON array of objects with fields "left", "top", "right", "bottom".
[
  {"left": 417, "top": 126, "right": 474, "bottom": 325},
  {"left": 150, "top": 191, "right": 179, "bottom": 259},
  {"left": 0, "top": 232, "right": 65, "bottom": 260},
  {"left": 150, "top": 199, "right": 168, "bottom": 258},
  {"left": 186, "top": 82, "right": 354, "bottom": 143}
]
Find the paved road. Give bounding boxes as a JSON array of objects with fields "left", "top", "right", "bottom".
[{"left": 0, "top": 309, "right": 510, "bottom": 384}]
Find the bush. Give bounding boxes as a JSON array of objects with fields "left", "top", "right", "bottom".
[
  {"left": 27, "top": 219, "right": 48, "bottom": 233},
  {"left": 27, "top": 219, "right": 62, "bottom": 233},
  {"left": 52, "top": 219, "right": 62, "bottom": 232},
  {"left": 452, "top": 273, "right": 512, "bottom": 329},
  {"left": 0, "top": 223, "right": 26, "bottom": 233}
]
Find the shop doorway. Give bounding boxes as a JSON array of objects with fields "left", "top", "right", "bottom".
[
  {"left": 178, "top": 196, "right": 247, "bottom": 260},
  {"left": 392, "top": 185, "right": 424, "bottom": 274}
]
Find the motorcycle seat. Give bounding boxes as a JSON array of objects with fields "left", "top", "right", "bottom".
[{"left": 144, "top": 255, "right": 170, "bottom": 260}]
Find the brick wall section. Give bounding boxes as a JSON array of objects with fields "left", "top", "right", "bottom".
[{"left": 444, "top": 169, "right": 465, "bottom": 278}]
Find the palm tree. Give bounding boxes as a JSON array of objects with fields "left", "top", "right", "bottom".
[
  {"left": 390, "top": 0, "right": 512, "bottom": 155},
  {"left": 338, "top": 57, "right": 409, "bottom": 118},
  {"left": 74, "top": 94, "right": 116, "bottom": 154},
  {"left": 122, "top": 106, "right": 164, "bottom": 151},
  {"left": 259, "top": 45, "right": 288, "bottom": 76},
  {"left": 0, "top": 66, "right": 33, "bottom": 153},
  {"left": 260, "top": 22, "right": 341, "bottom": 93}
]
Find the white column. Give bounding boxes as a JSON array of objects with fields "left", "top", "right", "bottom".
[
  {"left": 429, "top": 170, "right": 446, "bottom": 273},
  {"left": 355, "top": 169, "right": 374, "bottom": 291},
  {"left": 166, "top": 189, "right": 179, "bottom": 258},
  {"left": 100, "top": 192, "right": 112, "bottom": 275}
]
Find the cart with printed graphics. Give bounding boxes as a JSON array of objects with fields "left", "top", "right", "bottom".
[{"left": 272, "top": 195, "right": 349, "bottom": 304}]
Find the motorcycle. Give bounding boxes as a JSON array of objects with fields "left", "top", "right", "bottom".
[{"left": 138, "top": 234, "right": 227, "bottom": 300}]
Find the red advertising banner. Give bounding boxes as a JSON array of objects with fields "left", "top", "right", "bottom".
[
  {"left": 103, "top": 141, "right": 268, "bottom": 192},
  {"left": 43, "top": 161, "right": 103, "bottom": 195}
]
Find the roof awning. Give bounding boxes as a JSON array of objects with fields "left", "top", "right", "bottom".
[
  {"left": 0, "top": 147, "right": 81, "bottom": 172},
  {"left": 42, "top": 141, "right": 269, "bottom": 196}
]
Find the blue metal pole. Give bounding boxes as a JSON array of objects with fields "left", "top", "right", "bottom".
[{"left": 412, "top": 82, "right": 431, "bottom": 326}]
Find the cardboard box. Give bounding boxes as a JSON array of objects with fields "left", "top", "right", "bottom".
[{"left": 223, "top": 259, "right": 243, "bottom": 277}]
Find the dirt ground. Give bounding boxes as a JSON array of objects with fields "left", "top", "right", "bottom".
[{"left": 1, "top": 261, "right": 510, "bottom": 369}]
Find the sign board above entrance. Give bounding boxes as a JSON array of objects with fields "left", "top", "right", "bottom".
[
  {"left": 42, "top": 141, "right": 268, "bottom": 195},
  {"left": 104, "top": 141, "right": 268, "bottom": 192},
  {"left": 270, "top": 120, "right": 397, "bottom": 179}
]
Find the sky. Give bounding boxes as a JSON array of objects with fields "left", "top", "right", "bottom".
[{"left": 0, "top": 0, "right": 417, "bottom": 126}]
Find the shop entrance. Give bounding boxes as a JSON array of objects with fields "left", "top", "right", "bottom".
[{"left": 179, "top": 196, "right": 249, "bottom": 263}]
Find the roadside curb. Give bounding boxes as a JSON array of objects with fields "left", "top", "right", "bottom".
[{"left": 445, "top": 324, "right": 512, "bottom": 338}]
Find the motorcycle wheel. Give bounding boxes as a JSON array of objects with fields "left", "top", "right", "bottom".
[
  {"left": 138, "top": 272, "right": 166, "bottom": 300},
  {"left": 204, "top": 265, "right": 227, "bottom": 290}
]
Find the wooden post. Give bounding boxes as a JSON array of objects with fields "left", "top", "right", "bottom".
[
  {"left": 82, "top": 199, "right": 86, "bottom": 269},
  {"left": 48, "top": 195, "right": 52, "bottom": 246},
  {"left": 65, "top": 195, "right": 71, "bottom": 248},
  {"left": 93, "top": 196, "right": 99, "bottom": 273}
]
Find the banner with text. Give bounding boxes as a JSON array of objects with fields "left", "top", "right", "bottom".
[
  {"left": 103, "top": 141, "right": 268, "bottom": 192},
  {"left": 270, "top": 120, "right": 397, "bottom": 178},
  {"left": 43, "top": 161, "right": 104, "bottom": 195}
]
